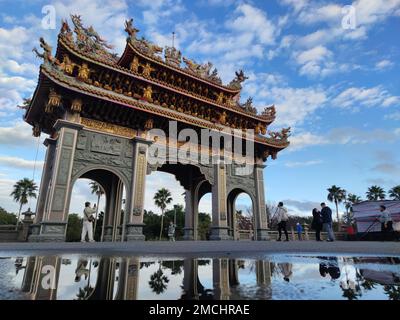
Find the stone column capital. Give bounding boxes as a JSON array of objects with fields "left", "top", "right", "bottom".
[
  {"left": 53, "top": 119, "right": 84, "bottom": 131},
  {"left": 131, "top": 136, "right": 153, "bottom": 146},
  {"left": 43, "top": 137, "right": 57, "bottom": 147}
]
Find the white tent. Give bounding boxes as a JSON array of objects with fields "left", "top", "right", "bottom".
[{"left": 352, "top": 200, "right": 400, "bottom": 233}]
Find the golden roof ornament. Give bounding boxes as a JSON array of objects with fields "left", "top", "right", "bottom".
[
  {"left": 71, "top": 98, "right": 82, "bottom": 113},
  {"left": 32, "top": 123, "right": 41, "bottom": 137},
  {"left": 45, "top": 88, "right": 62, "bottom": 113}
]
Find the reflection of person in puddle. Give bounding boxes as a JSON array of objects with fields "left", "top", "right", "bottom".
[
  {"left": 278, "top": 263, "right": 293, "bottom": 282},
  {"left": 75, "top": 259, "right": 90, "bottom": 282},
  {"left": 319, "top": 257, "right": 340, "bottom": 280}
]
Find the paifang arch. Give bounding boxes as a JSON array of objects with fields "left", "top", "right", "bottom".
[{"left": 24, "top": 15, "right": 290, "bottom": 242}]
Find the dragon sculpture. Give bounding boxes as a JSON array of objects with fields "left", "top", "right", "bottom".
[
  {"left": 182, "top": 57, "right": 222, "bottom": 83},
  {"left": 32, "top": 37, "right": 58, "bottom": 65},
  {"left": 69, "top": 14, "right": 117, "bottom": 62},
  {"left": 228, "top": 70, "right": 249, "bottom": 90},
  {"left": 268, "top": 127, "right": 291, "bottom": 140}
]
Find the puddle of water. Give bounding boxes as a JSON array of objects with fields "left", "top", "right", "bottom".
[{"left": 1, "top": 254, "right": 399, "bottom": 300}]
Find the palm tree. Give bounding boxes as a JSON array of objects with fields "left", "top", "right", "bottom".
[
  {"left": 89, "top": 181, "right": 104, "bottom": 237},
  {"left": 344, "top": 193, "right": 362, "bottom": 225},
  {"left": 345, "top": 193, "right": 362, "bottom": 212},
  {"left": 327, "top": 185, "right": 346, "bottom": 231},
  {"left": 148, "top": 263, "right": 169, "bottom": 294},
  {"left": 366, "top": 185, "right": 386, "bottom": 201},
  {"left": 154, "top": 188, "right": 172, "bottom": 240},
  {"left": 10, "top": 178, "right": 38, "bottom": 230},
  {"left": 388, "top": 185, "right": 400, "bottom": 200}
]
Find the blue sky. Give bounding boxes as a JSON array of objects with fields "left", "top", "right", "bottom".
[{"left": 0, "top": 0, "right": 399, "bottom": 218}]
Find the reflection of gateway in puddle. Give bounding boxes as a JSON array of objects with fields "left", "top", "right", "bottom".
[{"left": 19, "top": 257, "right": 272, "bottom": 300}]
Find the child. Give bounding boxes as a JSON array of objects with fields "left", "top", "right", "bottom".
[{"left": 296, "top": 223, "right": 303, "bottom": 241}]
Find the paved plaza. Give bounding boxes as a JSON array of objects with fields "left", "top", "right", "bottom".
[{"left": 1, "top": 241, "right": 399, "bottom": 257}]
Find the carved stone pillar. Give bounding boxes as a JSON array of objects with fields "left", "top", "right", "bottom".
[
  {"left": 30, "top": 138, "right": 57, "bottom": 237},
  {"left": 254, "top": 163, "right": 269, "bottom": 240},
  {"left": 210, "top": 159, "right": 230, "bottom": 240},
  {"left": 30, "top": 120, "right": 83, "bottom": 242},
  {"left": 182, "top": 259, "right": 199, "bottom": 299},
  {"left": 125, "top": 137, "right": 152, "bottom": 241},
  {"left": 104, "top": 176, "right": 124, "bottom": 242},
  {"left": 29, "top": 256, "right": 61, "bottom": 300},
  {"left": 213, "top": 258, "right": 230, "bottom": 300},
  {"left": 183, "top": 189, "right": 193, "bottom": 240},
  {"left": 256, "top": 260, "right": 271, "bottom": 286},
  {"left": 115, "top": 257, "right": 140, "bottom": 300}
]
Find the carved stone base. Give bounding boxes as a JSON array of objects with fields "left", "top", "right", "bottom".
[
  {"left": 29, "top": 222, "right": 67, "bottom": 242},
  {"left": 103, "top": 226, "right": 114, "bottom": 242},
  {"left": 183, "top": 227, "right": 194, "bottom": 240},
  {"left": 125, "top": 223, "right": 145, "bottom": 241},
  {"left": 29, "top": 224, "right": 41, "bottom": 236},
  {"left": 256, "top": 229, "right": 270, "bottom": 241},
  {"left": 209, "top": 226, "right": 230, "bottom": 240}
]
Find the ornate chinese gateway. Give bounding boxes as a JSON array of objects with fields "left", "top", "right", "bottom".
[{"left": 24, "top": 15, "right": 290, "bottom": 242}]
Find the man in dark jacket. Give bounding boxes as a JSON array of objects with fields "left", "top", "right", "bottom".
[{"left": 321, "top": 203, "right": 335, "bottom": 241}]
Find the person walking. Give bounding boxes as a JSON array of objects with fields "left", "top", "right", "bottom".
[
  {"left": 168, "top": 221, "right": 176, "bottom": 241},
  {"left": 321, "top": 202, "right": 335, "bottom": 242},
  {"left": 311, "top": 208, "right": 323, "bottom": 241},
  {"left": 278, "top": 263, "right": 293, "bottom": 282},
  {"left": 81, "top": 202, "right": 96, "bottom": 243},
  {"left": 296, "top": 223, "right": 303, "bottom": 240},
  {"left": 276, "top": 202, "right": 289, "bottom": 241},
  {"left": 379, "top": 205, "right": 393, "bottom": 241}
]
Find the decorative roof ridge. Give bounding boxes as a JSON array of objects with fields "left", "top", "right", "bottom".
[
  {"left": 125, "top": 41, "right": 241, "bottom": 93},
  {"left": 56, "top": 37, "right": 276, "bottom": 124},
  {"left": 39, "top": 63, "right": 289, "bottom": 149}
]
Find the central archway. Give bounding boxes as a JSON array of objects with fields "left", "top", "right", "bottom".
[
  {"left": 227, "top": 188, "right": 256, "bottom": 240},
  {"left": 68, "top": 167, "right": 129, "bottom": 242}
]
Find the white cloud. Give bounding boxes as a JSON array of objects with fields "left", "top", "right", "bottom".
[
  {"left": 227, "top": 3, "right": 276, "bottom": 45},
  {"left": 333, "top": 86, "right": 400, "bottom": 109},
  {"left": 0, "top": 156, "right": 44, "bottom": 170},
  {"left": 289, "top": 127, "right": 400, "bottom": 151},
  {"left": 385, "top": 112, "right": 400, "bottom": 121},
  {"left": 284, "top": 160, "right": 323, "bottom": 168},
  {"left": 375, "top": 59, "right": 394, "bottom": 70},
  {"left": 0, "top": 121, "right": 38, "bottom": 146},
  {"left": 243, "top": 74, "right": 327, "bottom": 127},
  {"left": 297, "top": 3, "right": 342, "bottom": 25}
]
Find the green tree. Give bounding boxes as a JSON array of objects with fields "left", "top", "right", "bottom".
[
  {"left": 154, "top": 188, "right": 172, "bottom": 240},
  {"left": 89, "top": 181, "right": 104, "bottom": 234},
  {"left": 10, "top": 178, "right": 37, "bottom": 230},
  {"left": 344, "top": 193, "right": 362, "bottom": 225},
  {"left": 198, "top": 212, "right": 211, "bottom": 240},
  {"left": 66, "top": 213, "right": 82, "bottom": 242},
  {"left": 165, "top": 204, "right": 184, "bottom": 239},
  {"left": 0, "top": 207, "right": 17, "bottom": 225},
  {"left": 143, "top": 210, "right": 161, "bottom": 240},
  {"left": 366, "top": 185, "right": 386, "bottom": 201},
  {"left": 388, "top": 185, "right": 400, "bottom": 200},
  {"left": 148, "top": 263, "right": 169, "bottom": 294},
  {"left": 327, "top": 185, "right": 346, "bottom": 231}
]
